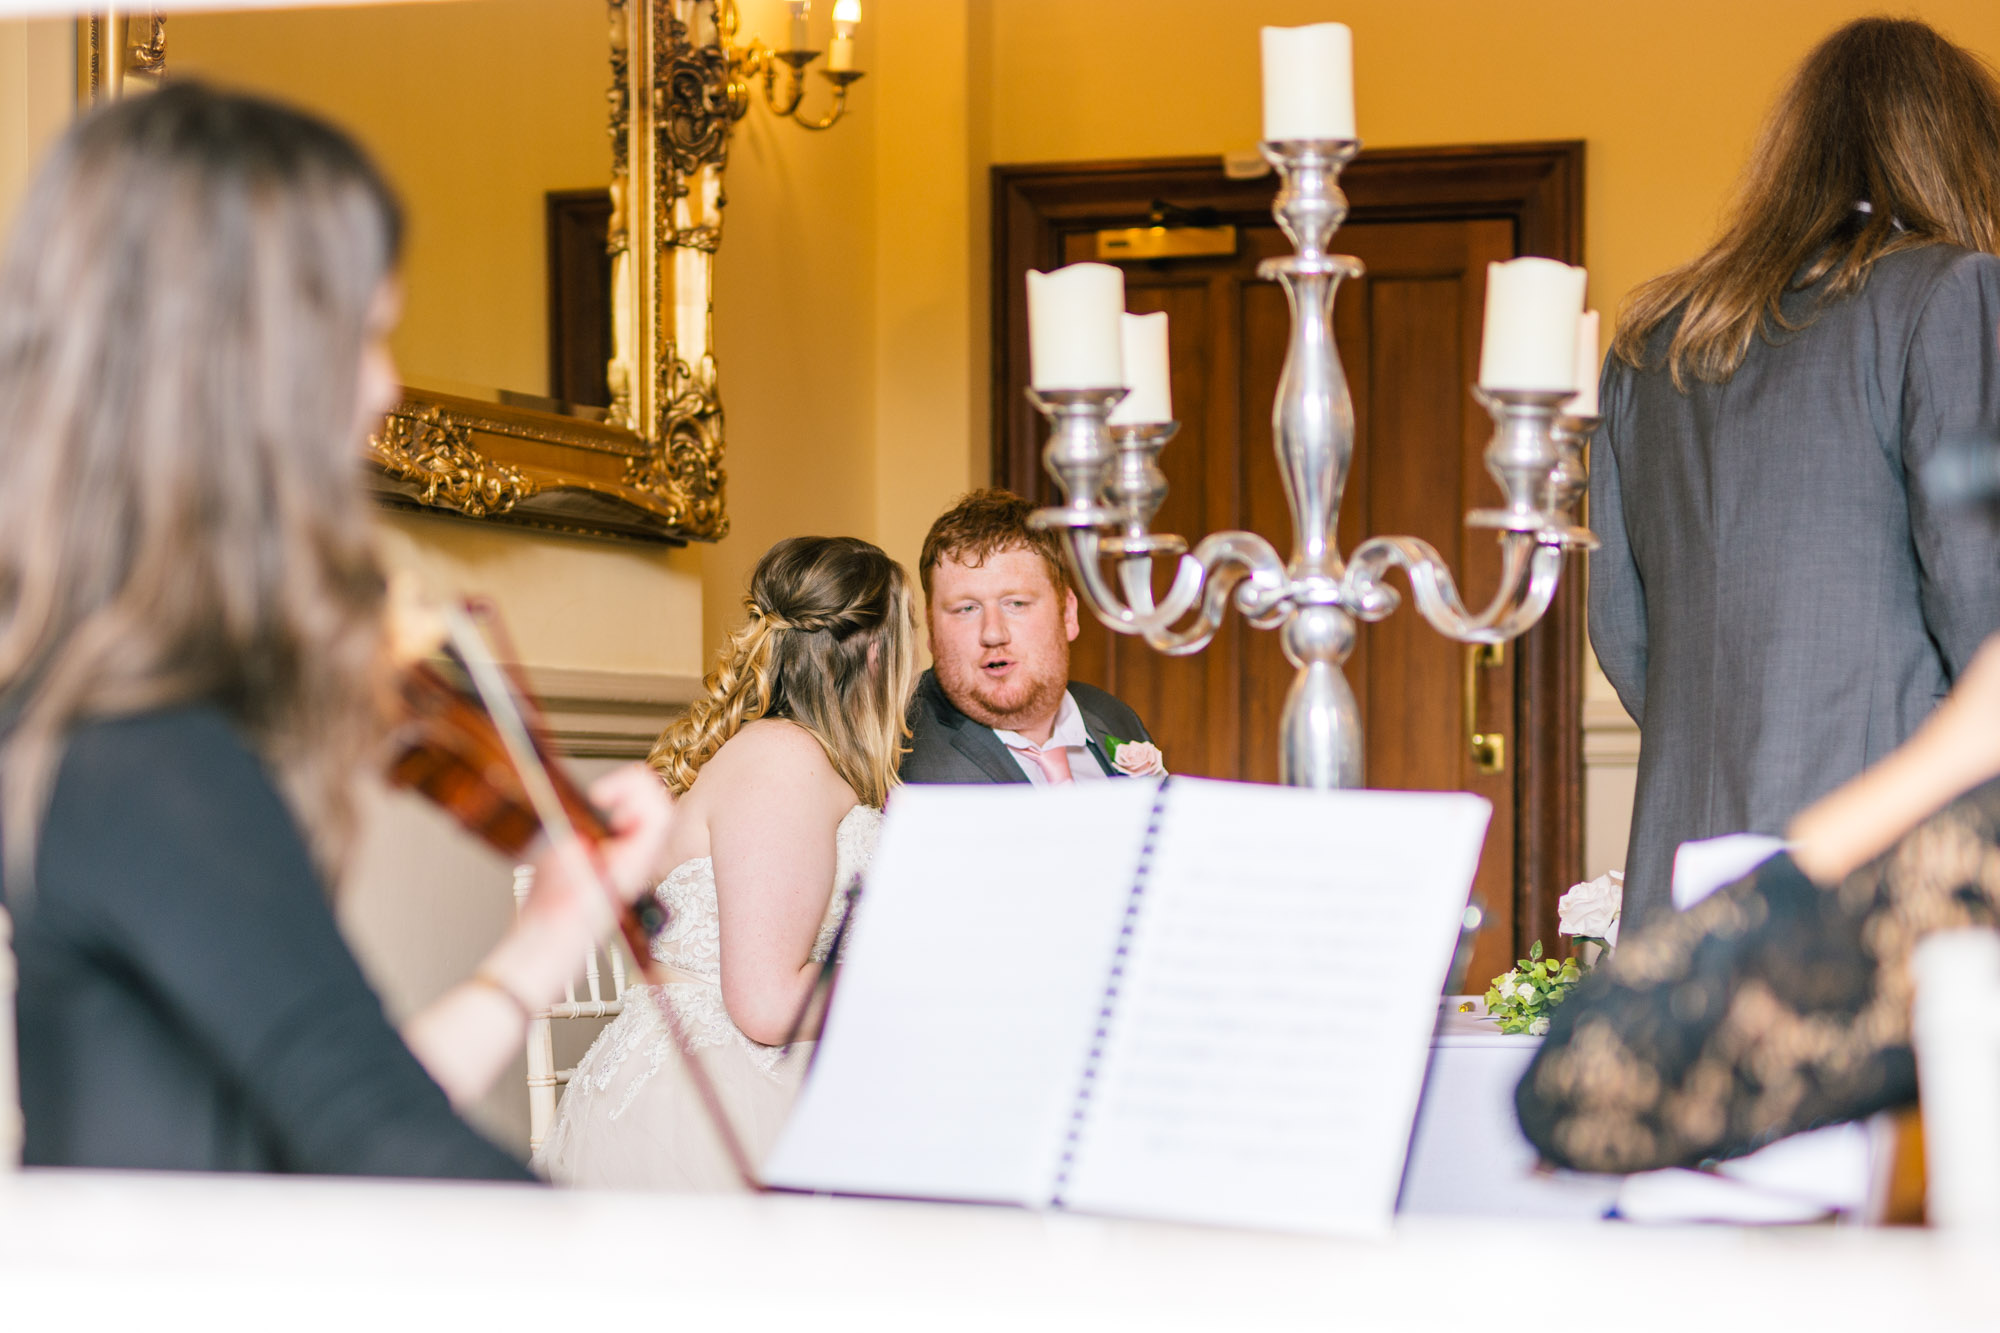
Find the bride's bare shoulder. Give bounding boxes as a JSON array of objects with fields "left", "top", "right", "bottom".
[
  {"left": 703, "top": 718, "right": 839, "bottom": 787},
  {"left": 696, "top": 719, "right": 859, "bottom": 835}
]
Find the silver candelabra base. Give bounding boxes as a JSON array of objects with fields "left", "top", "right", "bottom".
[{"left": 1029, "top": 140, "right": 1597, "bottom": 789}]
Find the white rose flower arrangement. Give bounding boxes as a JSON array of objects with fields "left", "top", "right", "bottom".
[
  {"left": 1480, "top": 871, "right": 1625, "bottom": 1036},
  {"left": 1558, "top": 870, "right": 1622, "bottom": 950},
  {"left": 1105, "top": 736, "right": 1166, "bottom": 777}
]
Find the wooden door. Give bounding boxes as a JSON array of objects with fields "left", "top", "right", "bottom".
[{"left": 994, "top": 147, "right": 1585, "bottom": 985}]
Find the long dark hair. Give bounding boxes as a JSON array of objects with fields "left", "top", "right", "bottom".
[
  {"left": 1615, "top": 17, "right": 2000, "bottom": 387},
  {"left": 0, "top": 83, "right": 404, "bottom": 888}
]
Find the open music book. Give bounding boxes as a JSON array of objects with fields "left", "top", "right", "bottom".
[{"left": 762, "top": 777, "right": 1491, "bottom": 1236}]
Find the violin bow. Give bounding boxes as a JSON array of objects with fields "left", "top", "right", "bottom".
[{"left": 440, "top": 604, "right": 764, "bottom": 1192}]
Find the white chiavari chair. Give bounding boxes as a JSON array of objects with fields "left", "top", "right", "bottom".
[
  {"left": 512, "top": 864, "right": 633, "bottom": 1157},
  {"left": 1, "top": 904, "right": 20, "bottom": 1171}
]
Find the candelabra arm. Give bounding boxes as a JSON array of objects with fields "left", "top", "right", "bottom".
[
  {"left": 1063, "top": 525, "right": 1289, "bottom": 657},
  {"left": 1117, "top": 556, "right": 1159, "bottom": 615},
  {"left": 1343, "top": 531, "right": 1564, "bottom": 645},
  {"left": 1063, "top": 531, "right": 1205, "bottom": 634},
  {"left": 1140, "top": 531, "right": 1290, "bottom": 656}
]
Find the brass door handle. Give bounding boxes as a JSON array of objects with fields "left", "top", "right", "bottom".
[{"left": 1465, "top": 642, "right": 1506, "bottom": 775}]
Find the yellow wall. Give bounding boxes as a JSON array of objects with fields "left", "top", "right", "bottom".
[
  {"left": 707, "top": 0, "right": 880, "bottom": 657},
  {"left": 0, "top": 19, "right": 71, "bottom": 235},
  {"left": 866, "top": 0, "right": 991, "bottom": 585}
]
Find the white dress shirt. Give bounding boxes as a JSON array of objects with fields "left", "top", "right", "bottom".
[{"left": 990, "top": 691, "right": 1107, "bottom": 785}]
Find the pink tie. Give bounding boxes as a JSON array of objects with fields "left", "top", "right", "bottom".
[{"left": 1011, "top": 743, "right": 1074, "bottom": 785}]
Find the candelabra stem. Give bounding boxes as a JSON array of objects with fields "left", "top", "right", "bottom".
[
  {"left": 1261, "top": 140, "right": 1366, "bottom": 785},
  {"left": 1259, "top": 141, "right": 1362, "bottom": 596},
  {"left": 1280, "top": 604, "right": 1363, "bottom": 787}
]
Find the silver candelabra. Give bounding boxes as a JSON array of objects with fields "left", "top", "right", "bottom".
[{"left": 1028, "top": 140, "right": 1599, "bottom": 788}]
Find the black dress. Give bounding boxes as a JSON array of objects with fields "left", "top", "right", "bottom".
[
  {"left": 1516, "top": 775, "right": 2000, "bottom": 1173},
  {"left": 11, "top": 705, "right": 533, "bottom": 1179}
]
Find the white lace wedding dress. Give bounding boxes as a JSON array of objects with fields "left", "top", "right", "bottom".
[{"left": 534, "top": 805, "right": 879, "bottom": 1191}]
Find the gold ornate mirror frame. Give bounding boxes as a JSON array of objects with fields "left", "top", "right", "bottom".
[
  {"left": 83, "top": 2, "right": 735, "bottom": 546},
  {"left": 372, "top": 0, "right": 732, "bottom": 545}
]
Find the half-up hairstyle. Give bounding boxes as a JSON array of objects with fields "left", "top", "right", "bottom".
[
  {"left": 0, "top": 83, "right": 403, "bottom": 890},
  {"left": 649, "top": 537, "right": 918, "bottom": 807},
  {"left": 1615, "top": 18, "right": 2000, "bottom": 387}
]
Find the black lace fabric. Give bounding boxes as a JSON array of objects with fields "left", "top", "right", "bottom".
[{"left": 1516, "top": 776, "right": 2000, "bottom": 1173}]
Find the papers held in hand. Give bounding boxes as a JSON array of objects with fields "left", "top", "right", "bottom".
[{"left": 762, "top": 777, "right": 1492, "bottom": 1237}]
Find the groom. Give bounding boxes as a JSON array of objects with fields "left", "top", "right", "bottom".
[{"left": 902, "top": 489, "right": 1155, "bottom": 785}]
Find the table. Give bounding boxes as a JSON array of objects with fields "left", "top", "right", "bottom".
[
  {"left": 0, "top": 1168, "right": 1990, "bottom": 1330},
  {"left": 1400, "top": 1001, "right": 1621, "bottom": 1218},
  {"left": 1404, "top": 999, "right": 1887, "bottom": 1224}
]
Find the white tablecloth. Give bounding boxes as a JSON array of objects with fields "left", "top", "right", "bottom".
[
  {"left": 0, "top": 1168, "right": 1990, "bottom": 1330},
  {"left": 1401, "top": 999, "right": 1884, "bottom": 1223},
  {"left": 1398, "top": 1001, "right": 1621, "bottom": 1218}
]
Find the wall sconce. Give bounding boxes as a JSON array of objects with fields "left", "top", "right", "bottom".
[{"left": 723, "top": 0, "right": 864, "bottom": 131}]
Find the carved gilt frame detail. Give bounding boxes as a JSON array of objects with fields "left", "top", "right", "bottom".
[{"left": 372, "top": 0, "right": 733, "bottom": 544}]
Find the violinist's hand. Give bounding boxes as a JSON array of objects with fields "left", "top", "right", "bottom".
[
  {"left": 409, "top": 764, "right": 675, "bottom": 1111},
  {"left": 584, "top": 763, "right": 676, "bottom": 901},
  {"left": 524, "top": 763, "right": 675, "bottom": 939}
]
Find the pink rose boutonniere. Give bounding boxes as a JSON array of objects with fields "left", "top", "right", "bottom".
[{"left": 1105, "top": 735, "right": 1167, "bottom": 777}]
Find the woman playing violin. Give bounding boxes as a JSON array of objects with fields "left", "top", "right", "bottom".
[{"left": 0, "top": 84, "right": 673, "bottom": 1177}]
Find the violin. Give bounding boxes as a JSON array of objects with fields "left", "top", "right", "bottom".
[
  {"left": 378, "top": 596, "right": 752, "bottom": 1182},
  {"left": 387, "top": 654, "right": 609, "bottom": 857}
]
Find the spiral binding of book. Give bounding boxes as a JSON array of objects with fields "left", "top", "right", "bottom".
[{"left": 1050, "top": 778, "right": 1173, "bottom": 1208}]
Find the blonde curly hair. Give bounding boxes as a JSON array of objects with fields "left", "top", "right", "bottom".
[{"left": 649, "top": 537, "right": 918, "bottom": 807}]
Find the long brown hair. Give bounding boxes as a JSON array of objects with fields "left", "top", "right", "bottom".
[
  {"left": 1615, "top": 17, "right": 2000, "bottom": 387},
  {"left": 0, "top": 83, "right": 403, "bottom": 889},
  {"left": 650, "top": 537, "right": 918, "bottom": 807}
]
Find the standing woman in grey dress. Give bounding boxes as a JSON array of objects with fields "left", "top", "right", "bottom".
[{"left": 1593, "top": 17, "right": 2000, "bottom": 929}]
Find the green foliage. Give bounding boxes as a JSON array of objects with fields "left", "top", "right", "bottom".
[{"left": 1482, "top": 941, "right": 1585, "bottom": 1036}]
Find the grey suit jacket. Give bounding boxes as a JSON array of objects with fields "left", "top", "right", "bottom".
[
  {"left": 899, "top": 669, "right": 1153, "bottom": 784},
  {"left": 1592, "top": 244, "right": 2000, "bottom": 928}
]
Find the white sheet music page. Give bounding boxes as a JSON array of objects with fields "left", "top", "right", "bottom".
[
  {"left": 1059, "top": 779, "right": 1491, "bottom": 1235},
  {"left": 761, "top": 780, "right": 1161, "bottom": 1205}
]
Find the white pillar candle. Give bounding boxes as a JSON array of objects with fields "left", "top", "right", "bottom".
[
  {"left": 1477, "top": 257, "right": 1589, "bottom": 393},
  {"left": 829, "top": 0, "right": 860, "bottom": 70},
  {"left": 1109, "top": 312, "right": 1173, "bottom": 426},
  {"left": 785, "top": 0, "right": 810, "bottom": 52},
  {"left": 1261, "top": 23, "right": 1356, "bottom": 143},
  {"left": 1027, "top": 264, "right": 1126, "bottom": 390},
  {"left": 1568, "top": 310, "right": 1601, "bottom": 416}
]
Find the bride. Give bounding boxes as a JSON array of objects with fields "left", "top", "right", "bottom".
[{"left": 536, "top": 536, "right": 918, "bottom": 1189}]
